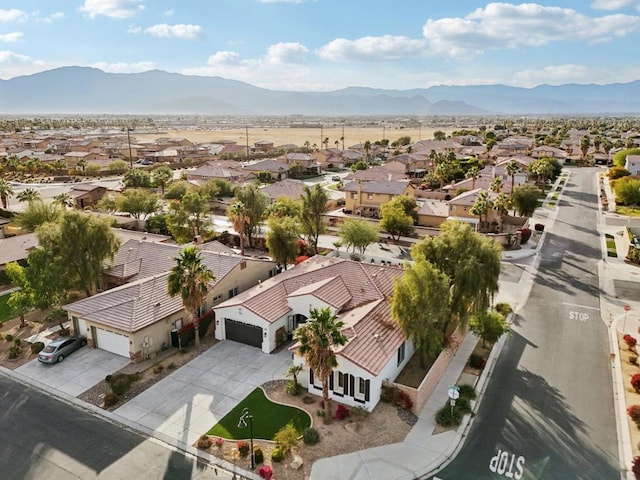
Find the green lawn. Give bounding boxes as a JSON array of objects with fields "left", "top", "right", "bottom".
[
  {"left": 616, "top": 206, "right": 640, "bottom": 217},
  {"left": 0, "top": 293, "right": 13, "bottom": 324},
  {"left": 207, "top": 388, "right": 311, "bottom": 440}
]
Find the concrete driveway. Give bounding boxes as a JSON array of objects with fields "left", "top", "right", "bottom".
[
  {"left": 15, "top": 347, "right": 130, "bottom": 397},
  {"left": 114, "top": 341, "right": 292, "bottom": 445}
]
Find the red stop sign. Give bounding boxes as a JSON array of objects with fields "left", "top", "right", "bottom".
[{"left": 625, "top": 305, "right": 631, "bottom": 312}]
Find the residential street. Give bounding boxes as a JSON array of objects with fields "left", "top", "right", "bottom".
[
  {"left": 0, "top": 374, "right": 232, "bottom": 480},
  {"left": 431, "top": 168, "right": 620, "bottom": 479}
]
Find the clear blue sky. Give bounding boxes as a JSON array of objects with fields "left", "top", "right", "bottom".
[{"left": 1, "top": 0, "right": 639, "bottom": 90}]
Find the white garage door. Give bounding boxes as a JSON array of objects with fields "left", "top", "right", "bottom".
[{"left": 96, "top": 328, "right": 130, "bottom": 358}]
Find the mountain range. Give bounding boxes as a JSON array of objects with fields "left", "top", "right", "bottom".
[{"left": 1, "top": 67, "right": 639, "bottom": 116}]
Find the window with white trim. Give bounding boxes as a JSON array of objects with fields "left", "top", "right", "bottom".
[{"left": 397, "top": 342, "right": 406, "bottom": 366}]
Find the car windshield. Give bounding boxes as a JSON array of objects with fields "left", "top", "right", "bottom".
[{"left": 42, "top": 345, "right": 56, "bottom": 353}]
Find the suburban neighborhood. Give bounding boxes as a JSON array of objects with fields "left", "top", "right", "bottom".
[{"left": 1, "top": 117, "right": 640, "bottom": 480}]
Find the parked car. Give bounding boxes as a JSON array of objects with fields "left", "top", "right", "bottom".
[
  {"left": 38, "top": 335, "right": 87, "bottom": 364},
  {"left": 331, "top": 175, "right": 341, "bottom": 181}
]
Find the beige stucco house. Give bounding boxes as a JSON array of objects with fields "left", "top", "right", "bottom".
[{"left": 341, "top": 180, "right": 415, "bottom": 218}]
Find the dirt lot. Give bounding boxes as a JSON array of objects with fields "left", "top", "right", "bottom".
[
  {"left": 133, "top": 126, "right": 441, "bottom": 149},
  {"left": 197, "top": 380, "right": 414, "bottom": 480}
]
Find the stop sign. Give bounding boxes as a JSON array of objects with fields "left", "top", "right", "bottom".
[{"left": 625, "top": 305, "right": 631, "bottom": 312}]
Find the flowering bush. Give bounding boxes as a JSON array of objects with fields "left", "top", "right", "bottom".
[
  {"left": 631, "top": 374, "right": 640, "bottom": 393},
  {"left": 237, "top": 440, "right": 250, "bottom": 456},
  {"left": 333, "top": 404, "right": 350, "bottom": 420},
  {"left": 395, "top": 390, "right": 414, "bottom": 411},
  {"left": 519, "top": 227, "right": 532, "bottom": 244},
  {"left": 625, "top": 334, "right": 638, "bottom": 349},
  {"left": 213, "top": 437, "right": 224, "bottom": 447},
  {"left": 294, "top": 255, "right": 310, "bottom": 265},
  {"left": 633, "top": 456, "right": 640, "bottom": 479},
  {"left": 259, "top": 465, "right": 274, "bottom": 480},
  {"left": 628, "top": 405, "right": 640, "bottom": 425}
]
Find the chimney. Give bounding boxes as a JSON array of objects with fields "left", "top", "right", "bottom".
[{"left": 388, "top": 173, "right": 392, "bottom": 181}]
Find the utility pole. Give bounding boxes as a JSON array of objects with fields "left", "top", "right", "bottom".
[
  {"left": 127, "top": 127, "right": 133, "bottom": 170},
  {"left": 245, "top": 125, "right": 249, "bottom": 159},
  {"left": 320, "top": 124, "right": 323, "bottom": 151}
]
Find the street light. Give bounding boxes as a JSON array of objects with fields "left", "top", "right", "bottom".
[{"left": 238, "top": 407, "right": 254, "bottom": 469}]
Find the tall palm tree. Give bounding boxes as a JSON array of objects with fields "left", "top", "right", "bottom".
[
  {"left": 579, "top": 135, "right": 591, "bottom": 159},
  {"left": 167, "top": 246, "right": 215, "bottom": 350},
  {"left": 294, "top": 307, "right": 347, "bottom": 424},
  {"left": 227, "top": 200, "right": 248, "bottom": 256},
  {"left": 363, "top": 140, "right": 371, "bottom": 163},
  {"left": 466, "top": 166, "right": 480, "bottom": 190},
  {"left": 490, "top": 176, "right": 503, "bottom": 193},
  {"left": 53, "top": 192, "right": 74, "bottom": 209},
  {"left": 505, "top": 160, "right": 520, "bottom": 195},
  {"left": 470, "top": 191, "right": 492, "bottom": 231},
  {"left": 0, "top": 179, "right": 14, "bottom": 209},
  {"left": 304, "top": 141, "right": 310, "bottom": 153},
  {"left": 17, "top": 187, "right": 40, "bottom": 203}
]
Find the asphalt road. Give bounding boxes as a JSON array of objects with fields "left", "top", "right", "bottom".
[
  {"left": 0, "top": 375, "right": 232, "bottom": 480},
  {"left": 431, "top": 168, "right": 620, "bottom": 480}
]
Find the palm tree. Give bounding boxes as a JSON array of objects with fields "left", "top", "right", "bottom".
[
  {"left": 227, "top": 200, "right": 248, "bottom": 256},
  {"left": 334, "top": 140, "right": 339, "bottom": 149},
  {"left": 579, "top": 135, "right": 591, "bottom": 159},
  {"left": 4, "top": 155, "right": 20, "bottom": 172},
  {"left": 53, "top": 192, "right": 74, "bottom": 209},
  {"left": 17, "top": 187, "right": 40, "bottom": 203},
  {"left": 0, "top": 179, "right": 14, "bottom": 209},
  {"left": 490, "top": 177, "right": 503, "bottom": 193},
  {"left": 493, "top": 192, "right": 511, "bottom": 224},
  {"left": 304, "top": 141, "right": 310, "bottom": 153},
  {"left": 167, "top": 246, "right": 215, "bottom": 350},
  {"left": 76, "top": 158, "right": 87, "bottom": 175},
  {"left": 529, "top": 158, "right": 554, "bottom": 193},
  {"left": 593, "top": 135, "right": 602, "bottom": 152},
  {"left": 466, "top": 166, "right": 480, "bottom": 190},
  {"left": 363, "top": 140, "right": 371, "bottom": 163},
  {"left": 323, "top": 137, "right": 329, "bottom": 150},
  {"left": 294, "top": 307, "right": 347, "bottom": 424},
  {"left": 52, "top": 159, "right": 68, "bottom": 175},
  {"left": 470, "top": 191, "right": 492, "bottom": 231},
  {"left": 505, "top": 160, "right": 520, "bottom": 195}
]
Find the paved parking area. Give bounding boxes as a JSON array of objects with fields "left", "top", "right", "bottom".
[
  {"left": 15, "top": 347, "right": 130, "bottom": 397},
  {"left": 114, "top": 341, "right": 292, "bottom": 445}
]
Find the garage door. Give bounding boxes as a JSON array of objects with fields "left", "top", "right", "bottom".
[
  {"left": 95, "top": 328, "right": 130, "bottom": 358},
  {"left": 224, "top": 319, "right": 263, "bottom": 348}
]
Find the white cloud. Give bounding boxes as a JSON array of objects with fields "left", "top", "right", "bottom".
[
  {"left": 78, "top": 0, "right": 144, "bottom": 19},
  {"left": 266, "top": 42, "right": 308, "bottom": 64},
  {"left": 40, "top": 12, "right": 65, "bottom": 23},
  {"left": 0, "top": 50, "right": 47, "bottom": 79},
  {"left": 317, "top": 35, "right": 426, "bottom": 62},
  {"left": 0, "top": 9, "right": 27, "bottom": 22},
  {"left": 422, "top": 2, "right": 640, "bottom": 56},
  {"left": 207, "top": 51, "right": 243, "bottom": 66},
  {"left": 127, "top": 24, "right": 142, "bottom": 33},
  {"left": 164, "top": 8, "right": 174, "bottom": 16},
  {"left": 512, "top": 64, "right": 591, "bottom": 87},
  {"left": 591, "top": 0, "right": 640, "bottom": 10},
  {"left": 144, "top": 24, "right": 202, "bottom": 39},
  {"left": 0, "top": 32, "right": 23, "bottom": 43},
  {"left": 91, "top": 61, "right": 157, "bottom": 73}
]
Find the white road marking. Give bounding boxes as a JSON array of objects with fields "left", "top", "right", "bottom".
[{"left": 563, "top": 302, "right": 600, "bottom": 311}]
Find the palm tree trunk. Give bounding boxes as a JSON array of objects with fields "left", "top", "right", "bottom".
[
  {"left": 192, "top": 312, "right": 201, "bottom": 350},
  {"left": 19, "top": 313, "right": 26, "bottom": 328},
  {"left": 322, "top": 380, "right": 332, "bottom": 424}
]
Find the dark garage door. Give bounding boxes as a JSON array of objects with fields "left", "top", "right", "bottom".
[{"left": 225, "top": 319, "right": 263, "bottom": 348}]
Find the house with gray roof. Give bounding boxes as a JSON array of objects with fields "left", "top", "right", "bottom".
[
  {"left": 261, "top": 178, "right": 306, "bottom": 202},
  {"left": 213, "top": 255, "right": 413, "bottom": 411},
  {"left": 65, "top": 239, "right": 277, "bottom": 361}
]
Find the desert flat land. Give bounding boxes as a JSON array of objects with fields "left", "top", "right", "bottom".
[{"left": 133, "top": 126, "right": 443, "bottom": 148}]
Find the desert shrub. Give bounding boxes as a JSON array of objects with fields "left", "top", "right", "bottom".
[
  {"left": 457, "top": 384, "right": 477, "bottom": 400},
  {"left": 274, "top": 423, "right": 299, "bottom": 454},
  {"left": 395, "top": 390, "right": 414, "bottom": 411},
  {"left": 333, "top": 404, "right": 350, "bottom": 420},
  {"left": 626, "top": 334, "right": 638, "bottom": 348},
  {"left": 259, "top": 465, "right": 274, "bottom": 480},
  {"left": 13, "top": 338, "right": 21, "bottom": 346},
  {"left": 302, "top": 395, "right": 315, "bottom": 404},
  {"left": 380, "top": 385, "right": 397, "bottom": 402},
  {"left": 213, "top": 437, "right": 224, "bottom": 447},
  {"left": 197, "top": 435, "right": 213, "bottom": 449},
  {"left": 5, "top": 334, "right": 14, "bottom": 342},
  {"left": 106, "top": 373, "right": 140, "bottom": 396},
  {"left": 469, "top": 353, "right": 486, "bottom": 369},
  {"left": 316, "top": 409, "right": 325, "bottom": 417},
  {"left": 253, "top": 445, "right": 264, "bottom": 464},
  {"left": 519, "top": 227, "right": 532, "bottom": 244},
  {"left": 629, "top": 405, "right": 640, "bottom": 426},
  {"left": 30, "top": 342, "right": 45, "bottom": 354},
  {"left": 8, "top": 344, "right": 22, "bottom": 359},
  {"left": 631, "top": 356, "right": 639, "bottom": 365},
  {"left": 349, "top": 406, "right": 370, "bottom": 420},
  {"left": 237, "top": 440, "right": 250, "bottom": 457},
  {"left": 436, "top": 404, "right": 462, "bottom": 427},
  {"left": 286, "top": 380, "right": 302, "bottom": 396},
  {"left": 303, "top": 427, "right": 320, "bottom": 445},
  {"left": 271, "top": 447, "right": 285, "bottom": 462},
  {"left": 153, "top": 364, "right": 164, "bottom": 374},
  {"left": 456, "top": 397, "right": 472, "bottom": 414},
  {"left": 167, "top": 362, "right": 176, "bottom": 370},
  {"left": 534, "top": 223, "right": 545, "bottom": 232},
  {"left": 632, "top": 374, "right": 640, "bottom": 393},
  {"left": 103, "top": 392, "right": 119, "bottom": 408},
  {"left": 494, "top": 303, "right": 513, "bottom": 317}
]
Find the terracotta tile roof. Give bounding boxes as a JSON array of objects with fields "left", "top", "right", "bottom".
[
  {"left": 217, "top": 256, "right": 402, "bottom": 324},
  {"left": 243, "top": 159, "right": 289, "bottom": 173},
  {"left": 341, "top": 180, "right": 413, "bottom": 195},
  {"left": 288, "top": 276, "right": 352, "bottom": 311},
  {"left": 261, "top": 179, "right": 306, "bottom": 200},
  {"left": 344, "top": 166, "right": 407, "bottom": 182},
  {"left": 0, "top": 233, "right": 39, "bottom": 265},
  {"left": 418, "top": 200, "right": 449, "bottom": 217}
]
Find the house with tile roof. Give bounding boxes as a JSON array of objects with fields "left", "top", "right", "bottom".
[
  {"left": 213, "top": 256, "right": 413, "bottom": 411},
  {"left": 261, "top": 178, "right": 307, "bottom": 202},
  {"left": 341, "top": 180, "right": 415, "bottom": 218},
  {"left": 64, "top": 239, "right": 277, "bottom": 361},
  {"left": 242, "top": 159, "right": 290, "bottom": 181}
]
